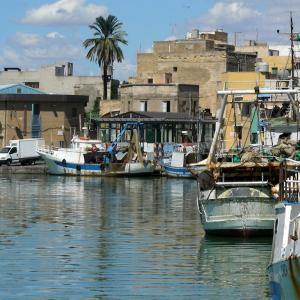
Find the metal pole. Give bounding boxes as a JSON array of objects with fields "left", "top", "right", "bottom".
[
  {"left": 291, "top": 11, "right": 295, "bottom": 89},
  {"left": 4, "top": 100, "right": 7, "bottom": 147},
  {"left": 207, "top": 94, "right": 228, "bottom": 166}
]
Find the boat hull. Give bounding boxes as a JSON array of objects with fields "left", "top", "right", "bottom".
[
  {"left": 268, "top": 256, "right": 300, "bottom": 300},
  {"left": 39, "top": 152, "right": 155, "bottom": 176},
  {"left": 198, "top": 186, "right": 276, "bottom": 236},
  {"left": 164, "top": 165, "right": 194, "bottom": 178}
]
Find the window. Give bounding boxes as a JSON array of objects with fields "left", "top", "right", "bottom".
[
  {"left": 162, "top": 101, "right": 170, "bottom": 112},
  {"left": 173, "top": 66, "right": 177, "bottom": 72},
  {"left": 165, "top": 73, "right": 172, "bottom": 83},
  {"left": 140, "top": 101, "right": 148, "bottom": 112},
  {"left": 17, "top": 88, "right": 22, "bottom": 94},
  {"left": 147, "top": 78, "right": 153, "bottom": 84},
  {"left": 25, "top": 82, "right": 39, "bottom": 89},
  {"left": 55, "top": 66, "right": 65, "bottom": 76},
  {"left": 9, "top": 147, "right": 17, "bottom": 154}
]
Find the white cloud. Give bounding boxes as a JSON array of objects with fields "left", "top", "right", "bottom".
[
  {"left": 0, "top": 31, "right": 84, "bottom": 70},
  {"left": 205, "top": 2, "right": 261, "bottom": 25},
  {"left": 46, "top": 32, "right": 64, "bottom": 39},
  {"left": 15, "top": 32, "right": 40, "bottom": 47},
  {"left": 187, "top": 1, "right": 300, "bottom": 45},
  {"left": 21, "top": 0, "right": 107, "bottom": 25}
]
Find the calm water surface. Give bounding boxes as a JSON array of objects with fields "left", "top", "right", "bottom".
[{"left": 0, "top": 175, "right": 272, "bottom": 299}]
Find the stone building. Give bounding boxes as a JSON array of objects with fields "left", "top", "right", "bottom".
[
  {"left": 133, "top": 30, "right": 257, "bottom": 115},
  {"left": 0, "top": 62, "right": 107, "bottom": 111},
  {"left": 119, "top": 83, "right": 199, "bottom": 116},
  {"left": 0, "top": 84, "right": 87, "bottom": 147}
]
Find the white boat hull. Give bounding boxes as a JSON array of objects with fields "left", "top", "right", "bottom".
[
  {"left": 38, "top": 151, "right": 155, "bottom": 176},
  {"left": 268, "top": 201, "right": 300, "bottom": 299}
]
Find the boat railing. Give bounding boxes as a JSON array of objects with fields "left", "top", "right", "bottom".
[
  {"left": 215, "top": 181, "right": 269, "bottom": 187},
  {"left": 279, "top": 160, "right": 300, "bottom": 202}
]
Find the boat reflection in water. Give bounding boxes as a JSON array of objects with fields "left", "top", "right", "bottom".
[{"left": 197, "top": 237, "right": 272, "bottom": 299}]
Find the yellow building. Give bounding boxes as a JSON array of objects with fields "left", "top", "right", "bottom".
[{"left": 221, "top": 51, "right": 292, "bottom": 152}]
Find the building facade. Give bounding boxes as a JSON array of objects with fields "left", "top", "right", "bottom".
[
  {"left": 0, "top": 63, "right": 107, "bottom": 111},
  {"left": 119, "top": 83, "right": 199, "bottom": 116},
  {"left": 133, "top": 30, "right": 256, "bottom": 115},
  {"left": 0, "top": 84, "right": 87, "bottom": 147}
]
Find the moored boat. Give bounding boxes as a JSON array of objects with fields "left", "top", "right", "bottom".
[
  {"left": 268, "top": 160, "right": 300, "bottom": 299},
  {"left": 38, "top": 122, "right": 155, "bottom": 176},
  {"left": 197, "top": 88, "right": 300, "bottom": 237},
  {"left": 163, "top": 148, "right": 197, "bottom": 178}
]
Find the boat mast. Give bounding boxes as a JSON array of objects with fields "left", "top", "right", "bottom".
[{"left": 290, "top": 11, "right": 295, "bottom": 89}]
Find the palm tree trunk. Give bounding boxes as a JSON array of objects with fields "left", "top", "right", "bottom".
[{"left": 103, "top": 65, "right": 108, "bottom": 100}]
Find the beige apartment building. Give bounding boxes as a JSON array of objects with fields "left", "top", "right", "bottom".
[
  {"left": 0, "top": 63, "right": 107, "bottom": 111},
  {"left": 132, "top": 30, "right": 257, "bottom": 115}
]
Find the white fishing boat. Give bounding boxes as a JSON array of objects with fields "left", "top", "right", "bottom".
[
  {"left": 197, "top": 88, "right": 300, "bottom": 236},
  {"left": 163, "top": 147, "right": 198, "bottom": 178},
  {"left": 38, "top": 122, "right": 155, "bottom": 176},
  {"left": 268, "top": 160, "right": 300, "bottom": 299}
]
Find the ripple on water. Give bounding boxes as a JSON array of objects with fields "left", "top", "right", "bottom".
[{"left": 0, "top": 175, "right": 271, "bottom": 299}]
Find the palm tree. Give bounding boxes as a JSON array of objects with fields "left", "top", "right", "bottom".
[{"left": 83, "top": 15, "right": 128, "bottom": 100}]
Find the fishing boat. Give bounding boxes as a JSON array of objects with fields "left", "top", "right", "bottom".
[
  {"left": 163, "top": 146, "right": 198, "bottom": 178},
  {"left": 197, "top": 88, "right": 300, "bottom": 236},
  {"left": 38, "top": 122, "right": 155, "bottom": 176},
  {"left": 268, "top": 160, "right": 300, "bottom": 299}
]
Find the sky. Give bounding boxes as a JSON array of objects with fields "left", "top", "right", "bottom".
[{"left": 0, "top": 0, "right": 299, "bottom": 80}]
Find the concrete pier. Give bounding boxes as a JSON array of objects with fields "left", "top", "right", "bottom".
[{"left": 0, "top": 163, "right": 47, "bottom": 174}]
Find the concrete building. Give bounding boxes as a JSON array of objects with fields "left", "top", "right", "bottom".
[
  {"left": 0, "top": 63, "right": 106, "bottom": 111},
  {"left": 133, "top": 30, "right": 256, "bottom": 115},
  {"left": 119, "top": 83, "right": 199, "bottom": 116},
  {"left": 235, "top": 40, "right": 300, "bottom": 84},
  {"left": 0, "top": 84, "right": 87, "bottom": 147}
]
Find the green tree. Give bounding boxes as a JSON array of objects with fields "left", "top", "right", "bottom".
[{"left": 83, "top": 15, "right": 128, "bottom": 100}]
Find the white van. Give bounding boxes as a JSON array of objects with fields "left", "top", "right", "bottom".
[{"left": 0, "top": 138, "right": 45, "bottom": 166}]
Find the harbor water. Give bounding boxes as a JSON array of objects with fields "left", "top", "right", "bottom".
[{"left": 0, "top": 175, "right": 272, "bottom": 299}]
